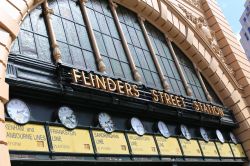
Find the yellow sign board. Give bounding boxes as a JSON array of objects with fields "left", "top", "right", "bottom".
[
  {"left": 179, "top": 139, "right": 202, "bottom": 157},
  {"left": 49, "top": 126, "right": 93, "bottom": 154},
  {"left": 230, "top": 143, "right": 246, "bottom": 158},
  {"left": 198, "top": 141, "right": 219, "bottom": 157},
  {"left": 92, "top": 130, "right": 129, "bottom": 155},
  {"left": 5, "top": 121, "right": 49, "bottom": 152},
  {"left": 155, "top": 136, "right": 182, "bottom": 156},
  {"left": 127, "top": 134, "right": 158, "bottom": 155},
  {"left": 215, "top": 142, "right": 233, "bottom": 158}
]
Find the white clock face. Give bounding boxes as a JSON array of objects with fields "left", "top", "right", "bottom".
[
  {"left": 58, "top": 106, "right": 78, "bottom": 129},
  {"left": 200, "top": 127, "right": 209, "bottom": 142},
  {"left": 180, "top": 124, "right": 191, "bottom": 140},
  {"left": 216, "top": 129, "right": 225, "bottom": 143},
  {"left": 230, "top": 132, "right": 238, "bottom": 144},
  {"left": 158, "top": 121, "right": 170, "bottom": 138},
  {"left": 6, "top": 99, "right": 30, "bottom": 124},
  {"left": 131, "top": 117, "right": 145, "bottom": 136},
  {"left": 98, "top": 112, "right": 115, "bottom": 133}
]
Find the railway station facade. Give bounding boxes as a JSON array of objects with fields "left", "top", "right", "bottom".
[{"left": 0, "top": 0, "right": 250, "bottom": 165}]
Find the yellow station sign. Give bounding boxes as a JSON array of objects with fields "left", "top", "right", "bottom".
[
  {"left": 49, "top": 126, "right": 93, "bottom": 154},
  {"left": 230, "top": 143, "right": 246, "bottom": 158},
  {"left": 215, "top": 142, "right": 233, "bottom": 158},
  {"left": 198, "top": 141, "right": 219, "bottom": 157},
  {"left": 127, "top": 134, "right": 158, "bottom": 155},
  {"left": 92, "top": 130, "right": 129, "bottom": 155},
  {"left": 155, "top": 136, "right": 182, "bottom": 156},
  {"left": 179, "top": 139, "right": 202, "bottom": 157},
  {"left": 5, "top": 121, "right": 49, "bottom": 152}
]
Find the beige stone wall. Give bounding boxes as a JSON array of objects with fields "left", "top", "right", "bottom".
[{"left": 0, "top": 0, "right": 250, "bottom": 165}]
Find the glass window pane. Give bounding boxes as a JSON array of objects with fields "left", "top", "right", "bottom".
[
  {"left": 63, "top": 19, "right": 80, "bottom": 47},
  {"left": 58, "top": 42, "right": 72, "bottom": 65},
  {"left": 121, "top": 63, "right": 133, "bottom": 81},
  {"left": 86, "top": 8, "right": 100, "bottom": 31},
  {"left": 103, "top": 35, "right": 118, "bottom": 59},
  {"left": 10, "top": 38, "right": 20, "bottom": 54},
  {"left": 35, "top": 35, "right": 52, "bottom": 63},
  {"left": 102, "top": 56, "right": 113, "bottom": 76},
  {"left": 76, "top": 25, "right": 92, "bottom": 51},
  {"left": 52, "top": 15, "right": 67, "bottom": 42},
  {"left": 143, "top": 69, "right": 154, "bottom": 87},
  {"left": 70, "top": 46, "right": 86, "bottom": 69},
  {"left": 21, "top": 15, "right": 32, "bottom": 31},
  {"left": 144, "top": 50, "right": 156, "bottom": 72},
  {"left": 69, "top": 0, "right": 85, "bottom": 25},
  {"left": 111, "top": 59, "right": 124, "bottom": 78},
  {"left": 30, "top": 9, "right": 47, "bottom": 36},
  {"left": 94, "top": 31, "right": 107, "bottom": 55},
  {"left": 58, "top": 0, "right": 73, "bottom": 20},
  {"left": 152, "top": 72, "right": 162, "bottom": 89},
  {"left": 20, "top": 30, "right": 37, "bottom": 59},
  {"left": 84, "top": 50, "right": 97, "bottom": 71},
  {"left": 95, "top": 13, "right": 110, "bottom": 35},
  {"left": 114, "top": 39, "right": 127, "bottom": 62}
]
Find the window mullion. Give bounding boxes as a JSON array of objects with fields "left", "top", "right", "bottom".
[
  {"left": 166, "top": 39, "right": 193, "bottom": 96},
  {"left": 138, "top": 15, "right": 170, "bottom": 91},
  {"left": 108, "top": 0, "right": 142, "bottom": 83},
  {"left": 43, "top": 0, "right": 62, "bottom": 64},
  {"left": 79, "top": 0, "right": 106, "bottom": 73},
  {"left": 193, "top": 64, "right": 212, "bottom": 102}
]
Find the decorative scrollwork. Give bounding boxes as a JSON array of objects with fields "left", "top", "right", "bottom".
[{"left": 179, "top": 4, "right": 235, "bottom": 76}]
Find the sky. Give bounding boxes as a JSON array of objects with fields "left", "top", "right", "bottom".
[{"left": 217, "top": 0, "right": 245, "bottom": 39}]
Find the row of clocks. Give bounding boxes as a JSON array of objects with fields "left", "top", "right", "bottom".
[{"left": 6, "top": 99, "right": 238, "bottom": 144}]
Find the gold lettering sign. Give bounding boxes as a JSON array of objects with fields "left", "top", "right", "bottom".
[
  {"left": 5, "top": 121, "right": 48, "bottom": 152},
  {"left": 192, "top": 101, "right": 224, "bottom": 117},
  {"left": 71, "top": 69, "right": 140, "bottom": 98},
  {"left": 198, "top": 141, "right": 219, "bottom": 157},
  {"left": 151, "top": 90, "right": 186, "bottom": 108},
  {"left": 92, "top": 130, "right": 129, "bottom": 155},
  {"left": 179, "top": 139, "right": 202, "bottom": 157},
  {"left": 155, "top": 136, "right": 182, "bottom": 156},
  {"left": 70, "top": 68, "right": 225, "bottom": 117},
  {"left": 215, "top": 142, "right": 233, "bottom": 158},
  {"left": 230, "top": 143, "right": 246, "bottom": 158},
  {"left": 49, "top": 126, "right": 93, "bottom": 154},
  {"left": 127, "top": 134, "right": 158, "bottom": 155}
]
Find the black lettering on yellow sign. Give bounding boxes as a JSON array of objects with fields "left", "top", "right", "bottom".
[
  {"left": 179, "top": 139, "right": 202, "bottom": 157},
  {"left": 92, "top": 131, "right": 129, "bottom": 155},
  {"left": 49, "top": 126, "right": 94, "bottom": 154},
  {"left": 5, "top": 122, "right": 49, "bottom": 152},
  {"left": 127, "top": 134, "right": 158, "bottom": 155}
]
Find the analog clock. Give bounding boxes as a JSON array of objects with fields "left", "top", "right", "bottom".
[
  {"left": 130, "top": 117, "right": 145, "bottom": 136},
  {"left": 58, "top": 106, "right": 78, "bottom": 129},
  {"left": 216, "top": 129, "right": 225, "bottom": 143},
  {"left": 157, "top": 121, "right": 170, "bottom": 138},
  {"left": 180, "top": 124, "right": 191, "bottom": 140},
  {"left": 6, "top": 99, "right": 30, "bottom": 124},
  {"left": 98, "top": 112, "right": 115, "bottom": 133},
  {"left": 200, "top": 127, "right": 209, "bottom": 142},
  {"left": 229, "top": 132, "right": 238, "bottom": 144}
]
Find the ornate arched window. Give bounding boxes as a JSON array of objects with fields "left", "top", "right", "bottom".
[{"left": 9, "top": 0, "right": 222, "bottom": 105}]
